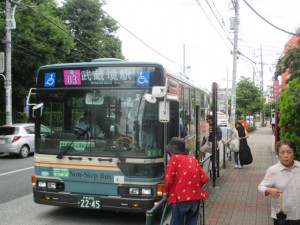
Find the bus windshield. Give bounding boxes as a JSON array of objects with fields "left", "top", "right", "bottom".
[{"left": 36, "top": 88, "right": 164, "bottom": 158}]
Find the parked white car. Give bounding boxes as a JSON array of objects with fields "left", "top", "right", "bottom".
[{"left": 0, "top": 123, "right": 52, "bottom": 158}]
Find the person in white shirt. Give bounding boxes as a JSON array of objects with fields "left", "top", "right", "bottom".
[
  {"left": 76, "top": 110, "right": 103, "bottom": 138},
  {"left": 258, "top": 139, "right": 300, "bottom": 224},
  {"left": 271, "top": 116, "right": 275, "bottom": 132}
]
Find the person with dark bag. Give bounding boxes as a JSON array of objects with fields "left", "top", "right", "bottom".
[
  {"left": 164, "top": 137, "right": 209, "bottom": 225},
  {"left": 235, "top": 121, "right": 252, "bottom": 167}
]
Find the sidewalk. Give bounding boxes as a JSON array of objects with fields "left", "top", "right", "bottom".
[{"left": 203, "top": 126, "right": 277, "bottom": 225}]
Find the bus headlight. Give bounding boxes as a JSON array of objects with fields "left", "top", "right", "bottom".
[
  {"left": 141, "top": 188, "right": 152, "bottom": 195},
  {"left": 36, "top": 180, "right": 65, "bottom": 191},
  {"left": 37, "top": 181, "right": 46, "bottom": 188},
  {"left": 47, "top": 182, "right": 57, "bottom": 189},
  {"left": 129, "top": 188, "right": 140, "bottom": 195}
]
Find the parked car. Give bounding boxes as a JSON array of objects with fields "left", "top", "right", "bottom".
[
  {"left": 217, "top": 112, "right": 228, "bottom": 127},
  {"left": 0, "top": 123, "right": 52, "bottom": 158}
]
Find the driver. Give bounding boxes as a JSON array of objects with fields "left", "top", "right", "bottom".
[{"left": 76, "top": 110, "right": 104, "bottom": 138}]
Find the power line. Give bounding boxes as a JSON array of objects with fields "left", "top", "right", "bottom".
[
  {"left": 205, "top": 0, "right": 233, "bottom": 46},
  {"left": 242, "top": 0, "right": 296, "bottom": 36},
  {"left": 2, "top": 39, "right": 41, "bottom": 58},
  {"left": 15, "top": 1, "right": 104, "bottom": 57},
  {"left": 63, "top": 0, "right": 182, "bottom": 68},
  {"left": 195, "top": 0, "right": 232, "bottom": 51},
  {"left": 201, "top": 0, "right": 257, "bottom": 66},
  {"left": 99, "top": 8, "right": 182, "bottom": 68}
]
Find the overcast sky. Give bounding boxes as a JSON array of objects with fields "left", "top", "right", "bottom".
[{"left": 102, "top": 0, "right": 300, "bottom": 90}]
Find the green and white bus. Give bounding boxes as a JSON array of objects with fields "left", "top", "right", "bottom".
[{"left": 28, "top": 58, "right": 210, "bottom": 213}]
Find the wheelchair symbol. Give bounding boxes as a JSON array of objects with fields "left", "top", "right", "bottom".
[
  {"left": 44, "top": 73, "right": 56, "bottom": 87},
  {"left": 137, "top": 71, "right": 149, "bottom": 86},
  {"left": 138, "top": 72, "right": 148, "bottom": 84}
]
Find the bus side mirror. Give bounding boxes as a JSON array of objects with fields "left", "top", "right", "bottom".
[
  {"left": 159, "top": 101, "right": 170, "bottom": 123},
  {"left": 32, "top": 103, "right": 43, "bottom": 118},
  {"left": 152, "top": 86, "right": 167, "bottom": 98}
]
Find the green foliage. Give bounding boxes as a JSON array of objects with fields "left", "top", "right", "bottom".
[
  {"left": 275, "top": 43, "right": 300, "bottom": 79},
  {"left": 236, "top": 76, "right": 264, "bottom": 119},
  {"left": 16, "top": 112, "right": 29, "bottom": 123},
  {"left": 264, "top": 98, "right": 280, "bottom": 117},
  {"left": 279, "top": 77, "right": 300, "bottom": 159},
  {"left": 246, "top": 126, "right": 256, "bottom": 133},
  {"left": 0, "top": 0, "right": 124, "bottom": 123},
  {"left": 60, "top": 0, "right": 124, "bottom": 61},
  {"left": 0, "top": 0, "right": 75, "bottom": 120}
]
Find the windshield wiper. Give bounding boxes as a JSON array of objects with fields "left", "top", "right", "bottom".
[{"left": 57, "top": 129, "right": 88, "bottom": 159}]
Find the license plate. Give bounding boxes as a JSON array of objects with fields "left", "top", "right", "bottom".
[
  {"left": 0, "top": 140, "right": 5, "bottom": 144},
  {"left": 77, "top": 196, "right": 101, "bottom": 209}
]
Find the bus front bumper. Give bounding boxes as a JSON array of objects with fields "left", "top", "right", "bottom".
[{"left": 33, "top": 188, "right": 162, "bottom": 213}]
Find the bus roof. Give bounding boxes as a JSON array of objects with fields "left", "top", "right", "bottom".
[
  {"left": 38, "top": 59, "right": 210, "bottom": 94},
  {"left": 38, "top": 59, "right": 164, "bottom": 70}
]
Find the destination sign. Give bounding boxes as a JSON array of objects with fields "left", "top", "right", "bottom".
[{"left": 40, "top": 66, "right": 162, "bottom": 88}]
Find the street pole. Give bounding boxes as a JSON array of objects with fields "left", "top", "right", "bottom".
[
  {"left": 5, "top": 0, "right": 13, "bottom": 125},
  {"left": 230, "top": 0, "right": 239, "bottom": 130},
  {"left": 260, "top": 44, "right": 264, "bottom": 126},
  {"left": 226, "top": 67, "right": 229, "bottom": 119},
  {"left": 183, "top": 44, "right": 186, "bottom": 76}
]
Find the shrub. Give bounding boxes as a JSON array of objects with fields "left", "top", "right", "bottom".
[{"left": 279, "top": 77, "right": 300, "bottom": 159}]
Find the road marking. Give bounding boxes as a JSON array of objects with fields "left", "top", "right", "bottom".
[{"left": 0, "top": 166, "right": 34, "bottom": 177}]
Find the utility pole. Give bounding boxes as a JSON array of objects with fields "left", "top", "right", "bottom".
[
  {"left": 225, "top": 67, "right": 230, "bottom": 119},
  {"left": 230, "top": 0, "right": 239, "bottom": 130},
  {"left": 260, "top": 45, "right": 264, "bottom": 126},
  {"left": 183, "top": 44, "right": 186, "bottom": 76},
  {"left": 5, "top": 0, "right": 13, "bottom": 125}
]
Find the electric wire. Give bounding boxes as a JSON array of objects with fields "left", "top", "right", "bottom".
[
  {"left": 68, "top": 0, "right": 182, "bottom": 68},
  {"left": 99, "top": 8, "right": 182, "bottom": 68},
  {"left": 195, "top": 0, "right": 232, "bottom": 51},
  {"left": 3, "top": 1, "right": 93, "bottom": 62},
  {"left": 205, "top": 0, "right": 233, "bottom": 46},
  {"left": 9, "top": 41, "right": 42, "bottom": 59},
  {"left": 242, "top": 0, "right": 296, "bottom": 36},
  {"left": 202, "top": 0, "right": 258, "bottom": 67},
  {"left": 3, "top": 39, "right": 41, "bottom": 58},
  {"left": 16, "top": 1, "right": 104, "bottom": 57}
]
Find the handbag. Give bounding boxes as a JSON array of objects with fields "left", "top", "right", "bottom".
[{"left": 229, "top": 138, "right": 239, "bottom": 152}]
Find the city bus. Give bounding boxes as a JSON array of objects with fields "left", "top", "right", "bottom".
[{"left": 27, "top": 58, "right": 210, "bottom": 213}]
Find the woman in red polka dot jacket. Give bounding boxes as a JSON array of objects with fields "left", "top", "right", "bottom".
[{"left": 164, "top": 137, "right": 209, "bottom": 225}]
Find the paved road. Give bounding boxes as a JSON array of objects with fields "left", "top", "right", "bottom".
[{"left": 0, "top": 154, "right": 34, "bottom": 204}]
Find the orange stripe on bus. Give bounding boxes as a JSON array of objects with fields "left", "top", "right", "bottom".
[{"left": 35, "top": 161, "right": 118, "bottom": 169}]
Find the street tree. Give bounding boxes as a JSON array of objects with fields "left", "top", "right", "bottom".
[
  {"left": 264, "top": 98, "right": 280, "bottom": 118},
  {"left": 236, "top": 76, "right": 264, "bottom": 122},
  {"left": 0, "top": 0, "right": 74, "bottom": 122},
  {"left": 0, "top": 0, "right": 124, "bottom": 123},
  {"left": 279, "top": 77, "right": 300, "bottom": 159},
  {"left": 275, "top": 42, "right": 300, "bottom": 159},
  {"left": 59, "top": 0, "right": 124, "bottom": 62}
]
